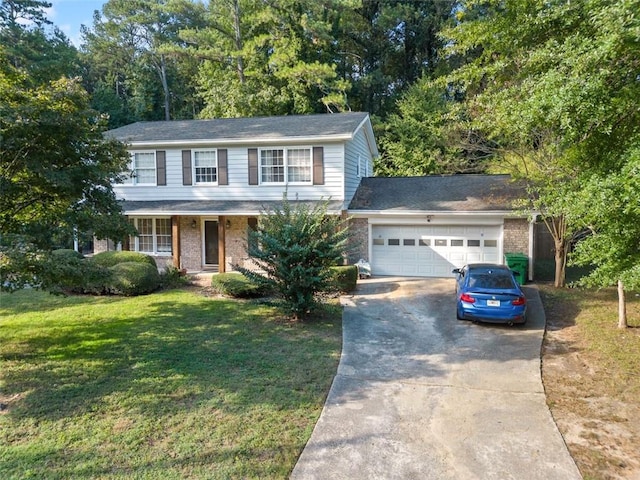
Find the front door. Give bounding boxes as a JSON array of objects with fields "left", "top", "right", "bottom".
[{"left": 204, "top": 220, "right": 219, "bottom": 266}]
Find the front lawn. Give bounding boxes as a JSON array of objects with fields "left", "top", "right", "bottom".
[
  {"left": 0, "top": 289, "right": 342, "bottom": 479},
  {"left": 540, "top": 285, "right": 640, "bottom": 479}
]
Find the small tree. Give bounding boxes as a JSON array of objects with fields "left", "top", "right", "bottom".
[
  {"left": 569, "top": 153, "right": 640, "bottom": 328},
  {"left": 238, "top": 197, "right": 349, "bottom": 320}
]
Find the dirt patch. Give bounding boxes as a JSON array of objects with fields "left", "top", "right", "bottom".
[{"left": 541, "top": 288, "right": 640, "bottom": 480}]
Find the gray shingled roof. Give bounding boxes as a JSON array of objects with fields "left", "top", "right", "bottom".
[
  {"left": 348, "top": 175, "right": 525, "bottom": 212},
  {"left": 106, "top": 112, "right": 370, "bottom": 144},
  {"left": 120, "top": 199, "right": 345, "bottom": 215}
]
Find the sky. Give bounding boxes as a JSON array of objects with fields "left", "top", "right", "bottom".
[{"left": 46, "top": 0, "right": 108, "bottom": 47}]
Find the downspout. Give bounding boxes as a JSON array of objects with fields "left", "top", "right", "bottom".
[{"left": 528, "top": 215, "right": 536, "bottom": 281}]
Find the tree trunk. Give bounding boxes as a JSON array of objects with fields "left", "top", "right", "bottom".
[
  {"left": 544, "top": 215, "right": 568, "bottom": 288},
  {"left": 232, "top": 0, "right": 245, "bottom": 84},
  {"left": 618, "top": 279, "right": 628, "bottom": 329},
  {"left": 159, "top": 55, "right": 171, "bottom": 121},
  {"left": 553, "top": 238, "right": 566, "bottom": 288}
]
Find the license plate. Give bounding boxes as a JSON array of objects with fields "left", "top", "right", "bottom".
[{"left": 487, "top": 299, "right": 500, "bottom": 307}]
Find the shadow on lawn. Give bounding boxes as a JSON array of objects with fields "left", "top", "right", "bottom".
[{"left": 1, "top": 291, "right": 341, "bottom": 422}]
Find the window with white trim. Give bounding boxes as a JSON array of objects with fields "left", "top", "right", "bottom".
[
  {"left": 127, "top": 152, "right": 156, "bottom": 185},
  {"left": 129, "top": 217, "right": 172, "bottom": 255},
  {"left": 260, "top": 147, "right": 311, "bottom": 184},
  {"left": 194, "top": 150, "right": 217, "bottom": 184}
]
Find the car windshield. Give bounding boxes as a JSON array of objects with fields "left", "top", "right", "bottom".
[{"left": 468, "top": 272, "right": 516, "bottom": 290}]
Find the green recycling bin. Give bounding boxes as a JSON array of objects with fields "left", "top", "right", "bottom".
[{"left": 504, "top": 253, "right": 529, "bottom": 285}]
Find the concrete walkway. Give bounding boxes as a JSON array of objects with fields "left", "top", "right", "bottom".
[{"left": 291, "top": 277, "right": 582, "bottom": 480}]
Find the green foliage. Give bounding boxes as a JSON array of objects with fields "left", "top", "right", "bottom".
[
  {"left": 0, "top": 0, "right": 80, "bottom": 85},
  {"left": 329, "top": 0, "right": 456, "bottom": 117},
  {"left": 328, "top": 265, "right": 358, "bottom": 293},
  {"left": 238, "top": 197, "right": 349, "bottom": 319},
  {"left": 182, "top": 0, "right": 349, "bottom": 117},
  {"left": 51, "top": 248, "right": 84, "bottom": 260},
  {"left": 159, "top": 265, "right": 189, "bottom": 289},
  {"left": 377, "top": 80, "right": 484, "bottom": 175},
  {"left": 0, "top": 246, "right": 110, "bottom": 294},
  {"left": 107, "top": 261, "right": 160, "bottom": 296},
  {"left": 81, "top": 0, "right": 206, "bottom": 124},
  {"left": 569, "top": 150, "right": 640, "bottom": 290},
  {"left": 434, "top": 0, "right": 640, "bottom": 287},
  {"left": 0, "top": 55, "right": 135, "bottom": 291},
  {"left": 91, "top": 250, "right": 157, "bottom": 268},
  {"left": 211, "top": 272, "right": 270, "bottom": 298},
  {"left": 41, "top": 249, "right": 88, "bottom": 293}
]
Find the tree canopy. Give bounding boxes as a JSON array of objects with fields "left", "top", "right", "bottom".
[{"left": 0, "top": 48, "right": 134, "bottom": 290}]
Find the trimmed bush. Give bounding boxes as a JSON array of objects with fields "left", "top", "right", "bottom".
[
  {"left": 211, "top": 273, "right": 270, "bottom": 298},
  {"left": 329, "top": 265, "right": 358, "bottom": 293},
  {"left": 45, "top": 249, "right": 110, "bottom": 294},
  {"left": 91, "top": 251, "right": 157, "bottom": 268},
  {"left": 108, "top": 262, "right": 160, "bottom": 296}
]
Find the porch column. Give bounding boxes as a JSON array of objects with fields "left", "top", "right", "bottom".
[
  {"left": 172, "top": 215, "right": 180, "bottom": 268},
  {"left": 218, "top": 215, "right": 226, "bottom": 273}
]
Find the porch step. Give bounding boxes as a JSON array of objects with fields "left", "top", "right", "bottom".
[{"left": 189, "top": 269, "right": 218, "bottom": 287}]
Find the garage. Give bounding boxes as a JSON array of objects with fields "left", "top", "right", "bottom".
[{"left": 370, "top": 224, "right": 502, "bottom": 277}]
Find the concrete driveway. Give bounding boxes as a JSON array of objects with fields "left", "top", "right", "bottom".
[{"left": 291, "top": 277, "right": 582, "bottom": 480}]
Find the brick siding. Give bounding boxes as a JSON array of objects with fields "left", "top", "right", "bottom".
[
  {"left": 503, "top": 218, "right": 530, "bottom": 255},
  {"left": 224, "top": 216, "right": 258, "bottom": 271},
  {"left": 179, "top": 217, "right": 202, "bottom": 271},
  {"left": 348, "top": 218, "right": 369, "bottom": 264}
]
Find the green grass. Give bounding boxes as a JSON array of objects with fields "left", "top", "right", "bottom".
[{"left": 0, "top": 289, "right": 342, "bottom": 479}]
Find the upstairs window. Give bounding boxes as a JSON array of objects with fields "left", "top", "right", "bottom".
[
  {"left": 130, "top": 152, "right": 156, "bottom": 185},
  {"left": 260, "top": 147, "right": 311, "bottom": 184},
  {"left": 260, "top": 149, "right": 285, "bottom": 183},
  {"left": 287, "top": 149, "right": 311, "bottom": 182},
  {"left": 194, "top": 150, "right": 217, "bottom": 184}
]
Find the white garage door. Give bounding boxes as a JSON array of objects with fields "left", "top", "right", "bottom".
[{"left": 371, "top": 225, "right": 502, "bottom": 277}]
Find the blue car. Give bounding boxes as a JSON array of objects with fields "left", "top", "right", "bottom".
[{"left": 452, "top": 263, "right": 527, "bottom": 325}]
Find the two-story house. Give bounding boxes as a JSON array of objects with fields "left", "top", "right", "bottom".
[
  {"left": 101, "top": 112, "right": 538, "bottom": 280},
  {"left": 99, "top": 112, "right": 378, "bottom": 273}
]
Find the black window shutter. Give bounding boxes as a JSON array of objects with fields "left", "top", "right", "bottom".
[
  {"left": 218, "top": 149, "right": 228, "bottom": 185},
  {"left": 313, "top": 146, "right": 324, "bottom": 185},
  {"left": 182, "top": 150, "right": 192, "bottom": 186},
  {"left": 248, "top": 148, "right": 258, "bottom": 185},
  {"left": 156, "top": 150, "right": 166, "bottom": 186}
]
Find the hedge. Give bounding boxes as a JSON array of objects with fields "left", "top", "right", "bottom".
[
  {"left": 329, "top": 265, "right": 358, "bottom": 293},
  {"left": 211, "top": 273, "right": 270, "bottom": 298},
  {"left": 107, "top": 262, "right": 160, "bottom": 296},
  {"left": 91, "top": 251, "right": 157, "bottom": 268}
]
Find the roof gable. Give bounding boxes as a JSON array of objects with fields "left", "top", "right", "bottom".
[{"left": 348, "top": 175, "right": 525, "bottom": 213}]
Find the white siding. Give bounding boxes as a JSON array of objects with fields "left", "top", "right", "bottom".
[
  {"left": 344, "top": 127, "right": 374, "bottom": 206},
  {"left": 113, "top": 144, "right": 345, "bottom": 202}
]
